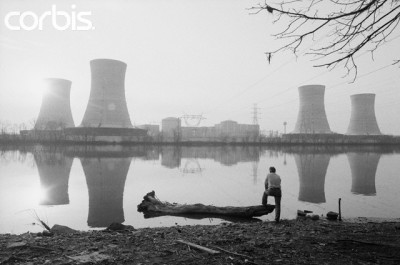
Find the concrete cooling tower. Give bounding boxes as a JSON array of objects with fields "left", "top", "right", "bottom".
[
  {"left": 347, "top": 153, "right": 381, "bottom": 195},
  {"left": 346, "top": 94, "right": 381, "bottom": 135},
  {"left": 292, "top": 85, "right": 332, "bottom": 134},
  {"left": 80, "top": 59, "right": 133, "bottom": 128},
  {"left": 35, "top": 78, "right": 75, "bottom": 130},
  {"left": 34, "top": 151, "right": 73, "bottom": 205},
  {"left": 295, "top": 153, "right": 331, "bottom": 203}
]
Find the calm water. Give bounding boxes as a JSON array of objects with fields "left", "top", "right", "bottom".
[{"left": 1, "top": 145, "right": 400, "bottom": 234}]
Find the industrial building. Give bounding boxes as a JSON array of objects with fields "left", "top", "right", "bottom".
[
  {"left": 214, "top": 120, "right": 259, "bottom": 140},
  {"left": 180, "top": 126, "right": 216, "bottom": 142},
  {"left": 137, "top": 124, "right": 160, "bottom": 138},
  {"left": 346, "top": 93, "right": 382, "bottom": 135},
  {"left": 35, "top": 78, "right": 75, "bottom": 130},
  {"left": 164, "top": 119, "right": 260, "bottom": 142},
  {"left": 161, "top": 117, "right": 181, "bottom": 141},
  {"left": 292, "top": 85, "right": 332, "bottom": 134}
]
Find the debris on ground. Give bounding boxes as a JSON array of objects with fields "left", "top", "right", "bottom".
[{"left": 1, "top": 219, "right": 400, "bottom": 264}]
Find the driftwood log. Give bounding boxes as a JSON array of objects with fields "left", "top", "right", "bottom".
[{"left": 137, "top": 191, "right": 275, "bottom": 221}]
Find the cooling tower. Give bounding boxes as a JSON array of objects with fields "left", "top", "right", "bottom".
[
  {"left": 81, "top": 156, "right": 131, "bottom": 227},
  {"left": 292, "top": 85, "right": 331, "bottom": 134},
  {"left": 35, "top": 78, "right": 75, "bottom": 130},
  {"left": 347, "top": 153, "right": 380, "bottom": 195},
  {"left": 34, "top": 151, "right": 72, "bottom": 205},
  {"left": 80, "top": 59, "right": 133, "bottom": 128},
  {"left": 295, "top": 153, "right": 331, "bottom": 203},
  {"left": 346, "top": 94, "right": 381, "bottom": 135}
]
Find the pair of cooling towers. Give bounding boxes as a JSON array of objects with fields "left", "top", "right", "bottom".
[
  {"left": 293, "top": 85, "right": 381, "bottom": 135},
  {"left": 35, "top": 58, "right": 132, "bottom": 130}
]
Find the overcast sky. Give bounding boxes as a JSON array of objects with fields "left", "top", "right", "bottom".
[{"left": 1, "top": 0, "right": 399, "bottom": 134}]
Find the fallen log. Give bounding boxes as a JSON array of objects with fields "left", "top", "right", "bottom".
[{"left": 137, "top": 191, "right": 275, "bottom": 220}]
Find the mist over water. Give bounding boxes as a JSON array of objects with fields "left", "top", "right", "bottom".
[{"left": 1, "top": 144, "right": 400, "bottom": 234}]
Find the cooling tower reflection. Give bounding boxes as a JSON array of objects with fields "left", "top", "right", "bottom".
[
  {"left": 81, "top": 156, "right": 131, "bottom": 227},
  {"left": 347, "top": 153, "right": 381, "bottom": 196},
  {"left": 295, "top": 153, "right": 331, "bottom": 203},
  {"left": 34, "top": 150, "right": 73, "bottom": 205}
]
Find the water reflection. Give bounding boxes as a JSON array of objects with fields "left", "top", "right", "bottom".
[
  {"left": 347, "top": 153, "right": 381, "bottom": 196},
  {"left": 81, "top": 157, "right": 131, "bottom": 227},
  {"left": 163, "top": 146, "right": 261, "bottom": 167},
  {"left": 161, "top": 146, "right": 181, "bottom": 168},
  {"left": 3, "top": 144, "right": 399, "bottom": 233},
  {"left": 294, "top": 153, "right": 331, "bottom": 203},
  {"left": 70, "top": 146, "right": 145, "bottom": 228},
  {"left": 34, "top": 151, "right": 73, "bottom": 205}
]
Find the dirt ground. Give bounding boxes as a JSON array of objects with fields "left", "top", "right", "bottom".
[{"left": 1, "top": 218, "right": 400, "bottom": 265}]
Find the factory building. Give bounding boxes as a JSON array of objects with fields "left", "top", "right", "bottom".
[
  {"left": 167, "top": 119, "right": 259, "bottom": 142},
  {"left": 292, "top": 85, "right": 332, "bottom": 134},
  {"left": 181, "top": 126, "right": 216, "bottom": 141},
  {"left": 161, "top": 117, "right": 181, "bottom": 141},
  {"left": 35, "top": 78, "right": 75, "bottom": 130},
  {"left": 346, "top": 93, "right": 382, "bottom": 135},
  {"left": 80, "top": 59, "right": 133, "bottom": 128},
  {"left": 214, "top": 120, "right": 259, "bottom": 140},
  {"left": 137, "top": 124, "right": 160, "bottom": 138}
]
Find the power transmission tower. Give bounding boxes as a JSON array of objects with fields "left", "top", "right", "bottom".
[
  {"left": 251, "top": 104, "right": 260, "bottom": 125},
  {"left": 181, "top": 114, "right": 206, "bottom": 127}
]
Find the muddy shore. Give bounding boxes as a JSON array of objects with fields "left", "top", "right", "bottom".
[{"left": 1, "top": 218, "right": 400, "bottom": 265}]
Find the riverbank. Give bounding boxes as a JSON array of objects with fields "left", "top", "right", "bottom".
[
  {"left": 1, "top": 218, "right": 400, "bottom": 264},
  {"left": 3, "top": 132, "right": 400, "bottom": 146}
]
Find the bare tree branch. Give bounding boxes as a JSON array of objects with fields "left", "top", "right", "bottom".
[{"left": 251, "top": 0, "right": 400, "bottom": 79}]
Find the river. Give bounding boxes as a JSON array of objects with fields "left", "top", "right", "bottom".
[{"left": 1, "top": 145, "right": 399, "bottom": 234}]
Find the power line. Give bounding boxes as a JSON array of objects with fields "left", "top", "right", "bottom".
[{"left": 204, "top": 34, "right": 400, "bottom": 116}]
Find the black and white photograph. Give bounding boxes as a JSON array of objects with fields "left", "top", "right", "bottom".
[{"left": 1, "top": 0, "right": 400, "bottom": 264}]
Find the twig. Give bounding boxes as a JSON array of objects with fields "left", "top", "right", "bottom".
[
  {"left": 176, "top": 240, "right": 220, "bottom": 255},
  {"left": 28, "top": 245, "right": 55, "bottom": 252},
  {"left": 32, "top": 210, "right": 51, "bottom": 232},
  {"left": 336, "top": 239, "right": 396, "bottom": 247},
  {"left": 213, "top": 246, "right": 253, "bottom": 260}
]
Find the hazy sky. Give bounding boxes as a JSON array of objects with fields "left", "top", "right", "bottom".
[{"left": 1, "top": 0, "right": 399, "bottom": 134}]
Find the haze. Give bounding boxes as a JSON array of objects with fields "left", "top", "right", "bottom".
[{"left": 0, "top": 0, "right": 399, "bottom": 134}]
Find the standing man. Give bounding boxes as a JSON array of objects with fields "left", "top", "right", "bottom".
[{"left": 262, "top": 166, "right": 282, "bottom": 223}]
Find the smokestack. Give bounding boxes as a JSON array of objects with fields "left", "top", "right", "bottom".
[
  {"left": 35, "top": 78, "right": 75, "bottom": 130},
  {"left": 346, "top": 93, "right": 381, "bottom": 135},
  {"left": 347, "top": 152, "right": 380, "bottom": 196},
  {"left": 292, "top": 85, "right": 332, "bottom": 134},
  {"left": 80, "top": 59, "right": 133, "bottom": 128}
]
